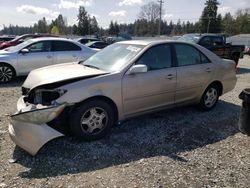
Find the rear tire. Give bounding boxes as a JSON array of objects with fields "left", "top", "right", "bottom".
[
  {"left": 0, "top": 64, "right": 15, "bottom": 83},
  {"left": 199, "top": 84, "right": 219, "bottom": 111},
  {"left": 70, "top": 100, "right": 114, "bottom": 141}
]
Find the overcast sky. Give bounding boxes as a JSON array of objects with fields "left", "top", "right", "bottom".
[{"left": 0, "top": 0, "right": 248, "bottom": 29}]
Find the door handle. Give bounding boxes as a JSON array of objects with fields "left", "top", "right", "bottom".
[
  {"left": 72, "top": 54, "right": 77, "bottom": 58},
  {"left": 47, "top": 55, "right": 52, "bottom": 59},
  {"left": 205, "top": 68, "right": 211, "bottom": 73},
  {"left": 166, "top": 74, "right": 175, "bottom": 80}
]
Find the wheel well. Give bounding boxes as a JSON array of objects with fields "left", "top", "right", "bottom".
[
  {"left": 0, "top": 62, "right": 16, "bottom": 76},
  {"left": 74, "top": 96, "right": 119, "bottom": 124},
  {"left": 208, "top": 81, "right": 223, "bottom": 96},
  {"left": 232, "top": 52, "right": 240, "bottom": 58}
]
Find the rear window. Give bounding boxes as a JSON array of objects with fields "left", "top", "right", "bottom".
[{"left": 52, "top": 41, "right": 81, "bottom": 51}]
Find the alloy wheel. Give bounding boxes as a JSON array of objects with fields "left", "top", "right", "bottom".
[
  {"left": 80, "top": 107, "right": 108, "bottom": 135},
  {"left": 204, "top": 87, "right": 218, "bottom": 108},
  {"left": 0, "top": 65, "right": 13, "bottom": 83}
]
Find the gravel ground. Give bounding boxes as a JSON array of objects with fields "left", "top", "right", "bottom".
[{"left": 0, "top": 56, "right": 250, "bottom": 188}]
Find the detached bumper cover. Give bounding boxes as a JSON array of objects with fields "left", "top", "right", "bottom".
[{"left": 9, "top": 97, "right": 66, "bottom": 156}]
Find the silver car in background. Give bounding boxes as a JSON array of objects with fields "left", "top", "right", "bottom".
[
  {"left": 0, "top": 37, "right": 96, "bottom": 83},
  {"left": 9, "top": 40, "right": 237, "bottom": 155}
]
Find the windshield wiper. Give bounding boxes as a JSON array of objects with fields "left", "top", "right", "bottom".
[{"left": 83, "top": 64, "right": 100, "bottom": 70}]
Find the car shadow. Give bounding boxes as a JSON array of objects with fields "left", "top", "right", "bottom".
[
  {"left": 0, "top": 76, "right": 26, "bottom": 88},
  {"left": 237, "top": 67, "right": 250, "bottom": 75},
  {"left": 13, "top": 100, "right": 241, "bottom": 179}
]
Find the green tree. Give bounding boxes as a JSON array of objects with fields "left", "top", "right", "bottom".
[
  {"left": 90, "top": 16, "right": 99, "bottom": 34},
  {"left": 114, "top": 22, "right": 120, "bottom": 36},
  {"left": 77, "top": 6, "right": 90, "bottom": 36},
  {"left": 72, "top": 24, "right": 78, "bottom": 35},
  {"left": 215, "top": 13, "right": 222, "bottom": 33},
  {"left": 234, "top": 9, "right": 250, "bottom": 34},
  {"left": 52, "top": 14, "right": 67, "bottom": 34},
  {"left": 222, "top": 12, "right": 235, "bottom": 35},
  {"left": 200, "top": 0, "right": 220, "bottom": 33},
  {"left": 109, "top": 21, "right": 115, "bottom": 35},
  {"left": 37, "top": 17, "right": 48, "bottom": 33}
]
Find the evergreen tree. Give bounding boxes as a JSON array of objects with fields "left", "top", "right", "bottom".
[
  {"left": 109, "top": 21, "right": 115, "bottom": 35},
  {"left": 222, "top": 13, "right": 234, "bottom": 35},
  {"left": 72, "top": 24, "right": 78, "bottom": 35},
  {"left": 77, "top": 6, "right": 90, "bottom": 36},
  {"left": 90, "top": 16, "right": 99, "bottom": 34},
  {"left": 37, "top": 17, "right": 48, "bottom": 33},
  {"left": 114, "top": 22, "right": 120, "bottom": 36},
  {"left": 200, "top": 0, "right": 220, "bottom": 33}
]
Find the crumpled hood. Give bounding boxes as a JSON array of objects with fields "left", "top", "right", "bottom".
[{"left": 23, "top": 62, "right": 108, "bottom": 89}]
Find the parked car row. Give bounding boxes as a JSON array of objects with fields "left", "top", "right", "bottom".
[
  {"left": 0, "top": 33, "right": 58, "bottom": 50},
  {"left": 8, "top": 40, "right": 237, "bottom": 155},
  {"left": 0, "top": 35, "right": 15, "bottom": 45},
  {"left": 0, "top": 37, "right": 96, "bottom": 83}
]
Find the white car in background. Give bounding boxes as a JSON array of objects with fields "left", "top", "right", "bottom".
[{"left": 0, "top": 37, "right": 97, "bottom": 83}]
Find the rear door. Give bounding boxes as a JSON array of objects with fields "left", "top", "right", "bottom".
[
  {"left": 51, "top": 41, "right": 82, "bottom": 64},
  {"left": 122, "top": 44, "right": 176, "bottom": 116},
  {"left": 174, "top": 43, "right": 214, "bottom": 105},
  {"left": 17, "top": 41, "right": 53, "bottom": 74}
]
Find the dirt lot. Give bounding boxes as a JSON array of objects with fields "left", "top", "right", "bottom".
[{"left": 0, "top": 56, "right": 250, "bottom": 188}]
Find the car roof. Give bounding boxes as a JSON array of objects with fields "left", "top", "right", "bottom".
[
  {"left": 184, "top": 33, "right": 221, "bottom": 37},
  {"left": 117, "top": 39, "right": 193, "bottom": 46},
  {"left": 29, "top": 37, "right": 75, "bottom": 43}
]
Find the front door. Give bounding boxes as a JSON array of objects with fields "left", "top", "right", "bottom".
[
  {"left": 17, "top": 41, "right": 53, "bottom": 75},
  {"left": 122, "top": 44, "right": 176, "bottom": 116}
]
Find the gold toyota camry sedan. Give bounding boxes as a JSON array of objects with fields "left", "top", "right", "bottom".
[{"left": 9, "top": 40, "right": 237, "bottom": 155}]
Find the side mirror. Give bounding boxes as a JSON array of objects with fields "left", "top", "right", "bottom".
[
  {"left": 128, "top": 64, "right": 148, "bottom": 75},
  {"left": 20, "top": 49, "right": 29, "bottom": 54}
]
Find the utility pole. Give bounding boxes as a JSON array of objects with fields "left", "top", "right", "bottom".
[{"left": 158, "top": 0, "right": 164, "bottom": 36}]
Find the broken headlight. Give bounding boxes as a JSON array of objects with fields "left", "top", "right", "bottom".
[{"left": 29, "top": 89, "right": 67, "bottom": 105}]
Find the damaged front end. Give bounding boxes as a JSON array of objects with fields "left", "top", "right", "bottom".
[{"left": 9, "top": 88, "right": 68, "bottom": 156}]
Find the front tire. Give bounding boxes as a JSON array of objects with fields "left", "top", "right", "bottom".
[
  {"left": 70, "top": 100, "right": 115, "bottom": 141},
  {"left": 199, "top": 85, "right": 219, "bottom": 111},
  {"left": 0, "top": 64, "right": 15, "bottom": 83}
]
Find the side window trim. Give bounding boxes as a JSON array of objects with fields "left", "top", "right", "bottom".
[
  {"left": 174, "top": 43, "right": 211, "bottom": 67},
  {"left": 199, "top": 36, "right": 212, "bottom": 46},
  {"left": 51, "top": 41, "right": 81, "bottom": 52},
  {"left": 135, "top": 43, "right": 174, "bottom": 71},
  {"left": 25, "top": 41, "right": 51, "bottom": 53}
]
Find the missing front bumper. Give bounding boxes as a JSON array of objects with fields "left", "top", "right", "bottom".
[
  {"left": 9, "top": 121, "right": 64, "bottom": 156},
  {"left": 8, "top": 97, "right": 66, "bottom": 156}
]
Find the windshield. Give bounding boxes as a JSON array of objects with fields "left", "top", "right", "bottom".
[
  {"left": 178, "top": 34, "right": 201, "bottom": 43},
  {"left": 10, "top": 35, "right": 24, "bottom": 42},
  {"left": 4, "top": 40, "right": 33, "bottom": 52},
  {"left": 82, "top": 43, "right": 144, "bottom": 72}
]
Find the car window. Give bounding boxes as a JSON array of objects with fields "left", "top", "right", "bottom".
[
  {"left": 200, "top": 52, "right": 210, "bottom": 64},
  {"left": 136, "top": 44, "right": 172, "bottom": 71},
  {"left": 52, "top": 41, "right": 81, "bottom": 51},
  {"left": 199, "top": 36, "right": 211, "bottom": 46},
  {"left": 212, "top": 37, "right": 223, "bottom": 46},
  {"left": 26, "top": 41, "right": 51, "bottom": 53},
  {"left": 175, "top": 44, "right": 208, "bottom": 66}
]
